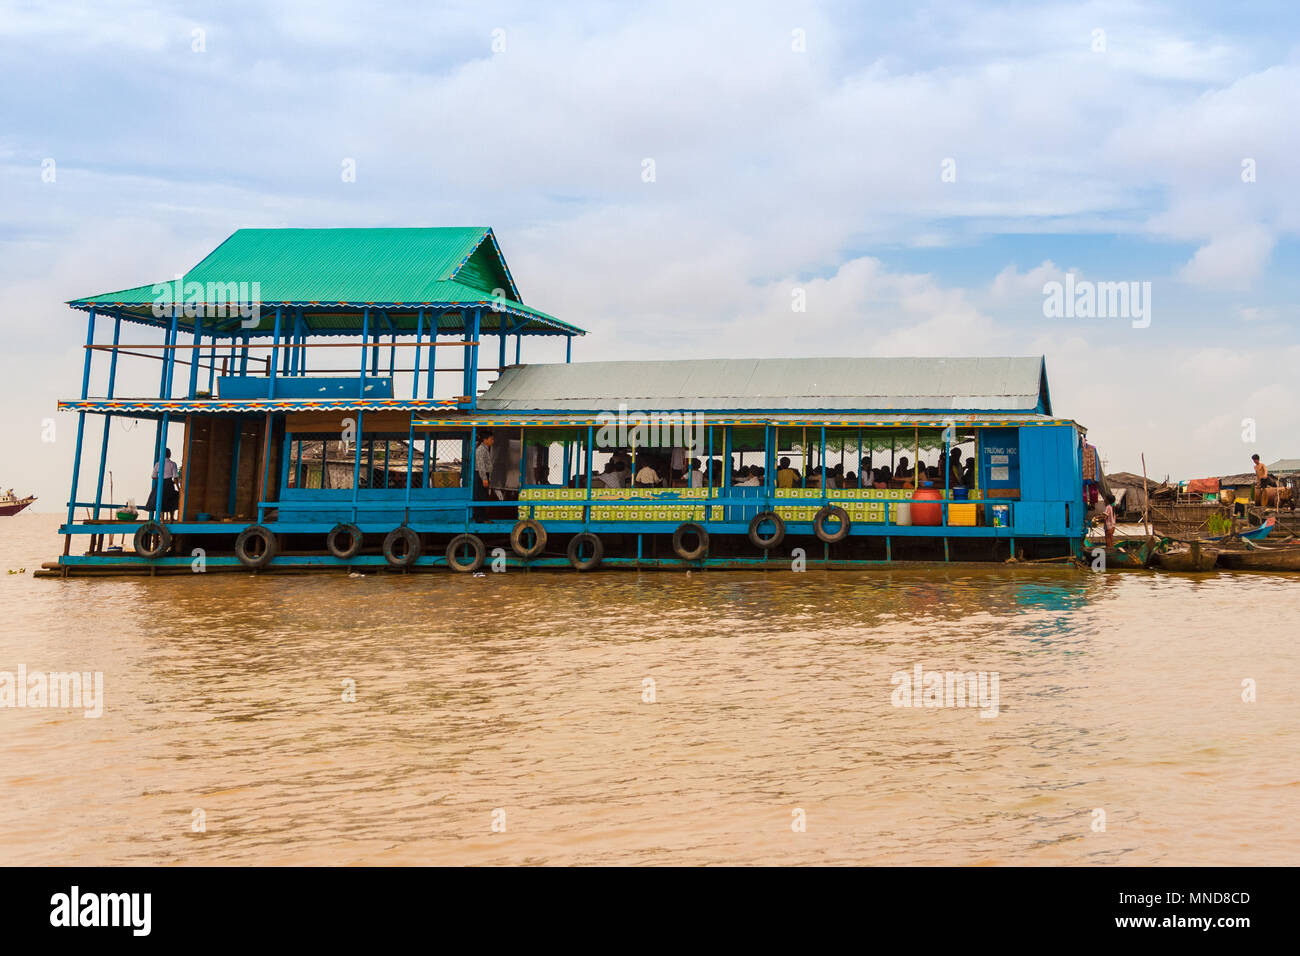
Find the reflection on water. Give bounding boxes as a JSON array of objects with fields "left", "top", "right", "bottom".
[{"left": 2, "top": 514, "right": 1298, "bottom": 865}]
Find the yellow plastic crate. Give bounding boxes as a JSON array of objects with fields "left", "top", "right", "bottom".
[{"left": 948, "top": 503, "right": 977, "bottom": 526}]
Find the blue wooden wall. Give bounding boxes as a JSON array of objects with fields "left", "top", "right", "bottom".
[{"left": 1014, "top": 425, "right": 1082, "bottom": 535}]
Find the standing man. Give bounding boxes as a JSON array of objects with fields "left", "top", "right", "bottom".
[
  {"left": 1252, "top": 454, "right": 1276, "bottom": 505},
  {"left": 473, "top": 430, "right": 495, "bottom": 521}
]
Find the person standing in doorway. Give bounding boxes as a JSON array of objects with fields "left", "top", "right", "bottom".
[
  {"left": 146, "top": 448, "right": 180, "bottom": 519},
  {"left": 473, "top": 430, "right": 496, "bottom": 521}
]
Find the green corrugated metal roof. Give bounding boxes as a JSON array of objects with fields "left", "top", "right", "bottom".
[{"left": 68, "top": 227, "right": 581, "bottom": 336}]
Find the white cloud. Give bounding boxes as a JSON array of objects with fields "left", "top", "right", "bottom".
[
  {"left": 1178, "top": 224, "right": 1275, "bottom": 290},
  {"left": 989, "top": 260, "right": 1065, "bottom": 300}
]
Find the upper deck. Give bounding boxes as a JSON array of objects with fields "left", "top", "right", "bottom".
[{"left": 60, "top": 226, "right": 584, "bottom": 419}]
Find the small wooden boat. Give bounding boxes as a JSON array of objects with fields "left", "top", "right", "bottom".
[
  {"left": 1082, "top": 537, "right": 1158, "bottom": 570},
  {"left": 1152, "top": 540, "right": 1220, "bottom": 572},
  {"left": 1216, "top": 542, "right": 1300, "bottom": 572}
]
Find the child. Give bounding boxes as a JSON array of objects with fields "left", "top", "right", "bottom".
[{"left": 1103, "top": 494, "right": 1117, "bottom": 549}]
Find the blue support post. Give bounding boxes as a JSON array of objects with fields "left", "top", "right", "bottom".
[
  {"left": 565, "top": 336, "right": 572, "bottom": 363},
  {"left": 359, "top": 308, "right": 369, "bottom": 399},
  {"left": 426, "top": 328, "right": 437, "bottom": 399},
  {"left": 514, "top": 334, "right": 521, "bottom": 365},
  {"left": 707, "top": 421, "right": 714, "bottom": 501},
  {"left": 820, "top": 425, "right": 827, "bottom": 493},
  {"left": 412, "top": 309, "right": 424, "bottom": 400},
  {"left": 153, "top": 307, "right": 180, "bottom": 520},
  {"left": 187, "top": 312, "right": 203, "bottom": 398},
  {"left": 65, "top": 309, "right": 97, "bottom": 528},
  {"left": 464, "top": 308, "right": 481, "bottom": 407},
  {"left": 207, "top": 333, "right": 217, "bottom": 393},
  {"left": 268, "top": 307, "right": 282, "bottom": 399},
  {"left": 467, "top": 424, "right": 477, "bottom": 528},
  {"left": 92, "top": 317, "right": 122, "bottom": 518},
  {"left": 404, "top": 409, "right": 415, "bottom": 520},
  {"left": 585, "top": 425, "right": 594, "bottom": 526},
  {"left": 353, "top": 309, "right": 369, "bottom": 520}
]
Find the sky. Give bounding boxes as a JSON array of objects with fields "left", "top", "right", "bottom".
[{"left": 2, "top": 0, "right": 1299, "bottom": 508}]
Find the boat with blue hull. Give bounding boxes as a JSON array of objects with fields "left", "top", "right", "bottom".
[{"left": 42, "top": 227, "right": 1095, "bottom": 577}]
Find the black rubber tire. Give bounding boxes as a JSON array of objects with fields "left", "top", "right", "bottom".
[
  {"left": 509, "top": 519, "right": 547, "bottom": 560},
  {"left": 747, "top": 511, "right": 786, "bottom": 550},
  {"left": 672, "top": 522, "right": 709, "bottom": 561},
  {"left": 326, "top": 523, "right": 363, "bottom": 560},
  {"left": 567, "top": 532, "right": 604, "bottom": 571},
  {"left": 234, "top": 524, "right": 276, "bottom": 569},
  {"left": 813, "top": 505, "right": 851, "bottom": 543},
  {"left": 382, "top": 526, "right": 421, "bottom": 568},
  {"left": 133, "top": 521, "right": 171, "bottom": 559},
  {"left": 445, "top": 533, "right": 486, "bottom": 572}
]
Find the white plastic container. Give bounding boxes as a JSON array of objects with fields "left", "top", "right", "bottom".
[{"left": 895, "top": 502, "right": 913, "bottom": 526}]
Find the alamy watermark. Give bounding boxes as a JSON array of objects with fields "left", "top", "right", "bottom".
[
  {"left": 1042, "top": 273, "right": 1151, "bottom": 329},
  {"left": 594, "top": 403, "right": 705, "bottom": 451},
  {"left": 891, "top": 663, "right": 999, "bottom": 718},
  {"left": 1, "top": 666, "right": 103, "bottom": 718},
  {"left": 151, "top": 275, "right": 261, "bottom": 327}
]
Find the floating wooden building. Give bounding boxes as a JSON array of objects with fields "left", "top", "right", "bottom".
[{"left": 47, "top": 228, "right": 1091, "bottom": 575}]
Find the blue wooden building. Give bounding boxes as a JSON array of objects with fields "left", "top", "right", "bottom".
[{"left": 50, "top": 228, "right": 1088, "bottom": 574}]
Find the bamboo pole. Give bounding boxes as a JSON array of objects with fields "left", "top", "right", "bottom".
[{"left": 1140, "top": 452, "right": 1152, "bottom": 538}]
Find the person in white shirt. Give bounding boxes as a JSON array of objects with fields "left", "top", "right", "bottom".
[
  {"left": 147, "top": 448, "right": 181, "bottom": 518},
  {"left": 687, "top": 458, "right": 705, "bottom": 487}
]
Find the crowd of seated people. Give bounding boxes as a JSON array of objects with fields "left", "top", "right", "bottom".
[{"left": 563, "top": 448, "right": 978, "bottom": 493}]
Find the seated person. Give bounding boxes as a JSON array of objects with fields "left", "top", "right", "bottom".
[
  {"left": 634, "top": 462, "right": 662, "bottom": 487},
  {"left": 948, "top": 451, "right": 965, "bottom": 487},
  {"left": 595, "top": 461, "right": 625, "bottom": 488},
  {"left": 843, "top": 470, "right": 858, "bottom": 489},
  {"left": 776, "top": 457, "right": 799, "bottom": 488},
  {"left": 687, "top": 458, "right": 705, "bottom": 487},
  {"left": 735, "top": 466, "right": 760, "bottom": 487},
  {"left": 894, "top": 456, "right": 911, "bottom": 479}
]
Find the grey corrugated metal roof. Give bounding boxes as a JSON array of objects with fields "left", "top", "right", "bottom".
[{"left": 479, "top": 356, "right": 1049, "bottom": 413}]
